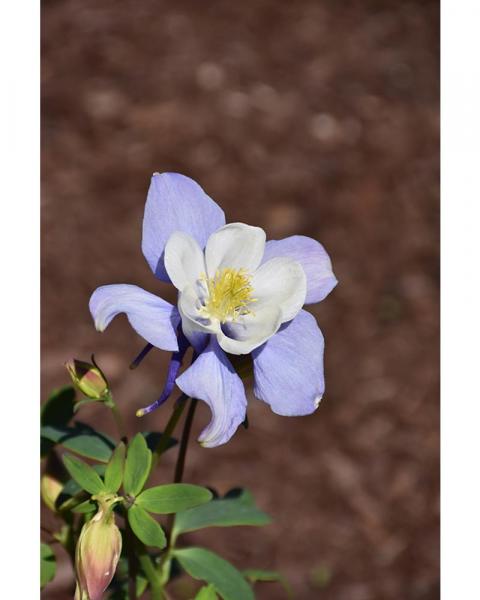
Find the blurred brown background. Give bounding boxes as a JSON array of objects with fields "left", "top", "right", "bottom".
[{"left": 42, "top": 0, "right": 439, "bottom": 598}]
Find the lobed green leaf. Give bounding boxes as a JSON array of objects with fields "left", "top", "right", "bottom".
[
  {"left": 104, "top": 442, "right": 126, "bottom": 493},
  {"left": 174, "top": 547, "right": 254, "bottom": 600},
  {"left": 128, "top": 504, "right": 166, "bottom": 549},
  {"left": 124, "top": 434, "right": 152, "bottom": 496},
  {"left": 41, "top": 423, "right": 115, "bottom": 463},
  {"left": 137, "top": 484, "right": 212, "bottom": 514},
  {"left": 63, "top": 454, "right": 106, "bottom": 495},
  {"left": 173, "top": 489, "right": 271, "bottom": 538}
]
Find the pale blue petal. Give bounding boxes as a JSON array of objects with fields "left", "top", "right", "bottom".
[
  {"left": 89, "top": 284, "right": 180, "bottom": 351},
  {"left": 262, "top": 235, "right": 337, "bottom": 304},
  {"left": 142, "top": 173, "right": 226, "bottom": 281},
  {"left": 252, "top": 309, "right": 325, "bottom": 416},
  {"left": 176, "top": 338, "right": 247, "bottom": 447}
]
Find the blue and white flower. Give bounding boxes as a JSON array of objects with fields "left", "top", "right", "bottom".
[{"left": 90, "top": 173, "right": 337, "bottom": 447}]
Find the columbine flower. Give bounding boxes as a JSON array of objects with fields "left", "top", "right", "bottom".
[{"left": 90, "top": 173, "right": 337, "bottom": 447}]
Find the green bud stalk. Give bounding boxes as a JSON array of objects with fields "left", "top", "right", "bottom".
[
  {"left": 75, "top": 497, "right": 122, "bottom": 600},
  {"left": 65, "top": 359, "right": 109, "bottom": 400}
]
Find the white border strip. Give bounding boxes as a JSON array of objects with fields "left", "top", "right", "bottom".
[
  {"left": 0, "top": 0, "right": 40, "bottom": 596},
  {"left": 441, "top": 1, "right": 480, "bottom": 597}
]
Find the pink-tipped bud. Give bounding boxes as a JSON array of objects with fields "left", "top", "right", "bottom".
[
  {"left": 40, "top": 474, "right": 63, "bottom": 512},
  {"left": 75, "top": 499, "right": 122, "bottom": 600},
  {"left": 65, "top": 359, "right": 109, "bottom": 400}
]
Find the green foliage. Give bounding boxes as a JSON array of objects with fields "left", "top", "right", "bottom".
[
  {"left": 195, "top": 584, "right": 218, "bottom": 600},
  {"left": 41, "top": 423, "right": 115, "bottom": 463},
  {"left": 173, "top": 489, "right": 271, "bottom": 538},
  {"left": 124, "top": 433, "right": 152, "bottom": 496},
  {"left": 127, "top": 504, "right": 166, "bottom": 549},
  {"left": 174, "top": 547, "right": 254, "bottom": 600},
  {"left": 40, "top": 543, "right": 56, "bottom": 588},
  {"left": 104, "top": 442, "right": 126, "bottom": 492},
  {"left": 244, "top": 570, "right": 292, "bottom": 597},
  {"left": 57, "top": 464, "right": 106, "bottom": 505},
  {"left": 41, "top": 386, "right": 76, "bottom": 428},
  {"left": 41, "top": 386, "right": 76, "bottom": 456},
  {"left": 62, "top": 453, "right": 106, "bottom": 495},
  {"left": 136, "top": 484, "right": 212, "bottom": 514}
]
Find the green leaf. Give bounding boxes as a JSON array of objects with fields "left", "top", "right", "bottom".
[
  {"left": 41, "top": 423, "right": 115, "bottom": 463},
  {"left": 58, "top": 464, "right": 106, "bottom": 499},
  {"left": 137, "top": 484, "right": 212, "bottom": 514},
  {"left": 63, "top": 454, "right": 106, "bottom": 495},
  {"left": 41, "top": 386, "right": 76, "bottom": 428},
  {"left": 128, "top": 504, "right": 166, "bottom": 549},
  {"left": 124, "top": 433, "right": 152, "bottom": 496},
  {"left": 173, "top": 489, "right": 271, "bottom": 538},
  {"left": 174, "top": 547, "right": 254, "bottom": 600},
  {"left": 195, "top": 584, "right": 218, "bottom": 600},
  {"left": 104, "top": 442, "right": 126, "bottom": 492},
  {"left": 40, "top": 543, "right": 56, "bottom": 588},
  {"left": 244, "top": 570, "right": 293, "bottom": 598}
]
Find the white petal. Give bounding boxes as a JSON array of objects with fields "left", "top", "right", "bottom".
[
  {"left": 164, "top": 232, "right": 206, "bottom": 292},
  {"left": 205, "top": 223, "right": 266, "bottom": 276},
  {"left": 178, "top": 286, "right": 219, "bottom": 332},
  {"left": 216, "top": 305, "right": 282, "bottom": 355},
  {"left": 252, "top": 257, "right": 307, "bottom": 323}
]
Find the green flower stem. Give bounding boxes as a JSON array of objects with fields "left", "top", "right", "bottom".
[
  {"left": 156, "top": 397, "right": 199, "bottom": 588},
  {"left": 166, "top": 398, "right": 199, "bottom": 545},
  {"left": 105, "top": 394, "right": 128, "bottom": 442},
  {"left": 152, "top": 394, "right": 190, "bottom": 464},
  {"left": 173, "top": 397, "right": 198, "bottom": 484}
]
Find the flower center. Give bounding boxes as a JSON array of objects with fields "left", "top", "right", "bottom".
[{"left": 200, "top": 268, "right": 256, "bottom": 323}]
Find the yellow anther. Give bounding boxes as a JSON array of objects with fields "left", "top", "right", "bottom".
[{"left": 200, "top": 268, "right": 256, "bottom": 322}]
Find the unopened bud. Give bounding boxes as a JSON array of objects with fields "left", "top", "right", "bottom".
[
  {"left": 40, "top": 474, "right": 63, "bottom": 512},
  {"left": 65, "top": 359, "right": 109, "bottom": 400},
  {"left": 75, "top": 496, "right": 122, "bottom": 600}
]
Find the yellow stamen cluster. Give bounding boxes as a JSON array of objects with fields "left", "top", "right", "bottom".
[{"left": 200, "top": 268, "right": 256, "bottom": 323}]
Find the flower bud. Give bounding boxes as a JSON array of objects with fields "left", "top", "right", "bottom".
[
  {"left": 40, "top": 474, "right": 63, "bottom": 512},
  {"left": 65, "top": 359, "right": 109, "bottom": 400},
  {"left": 75, "top": 498, "right": 122, "bottom": 600}
]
